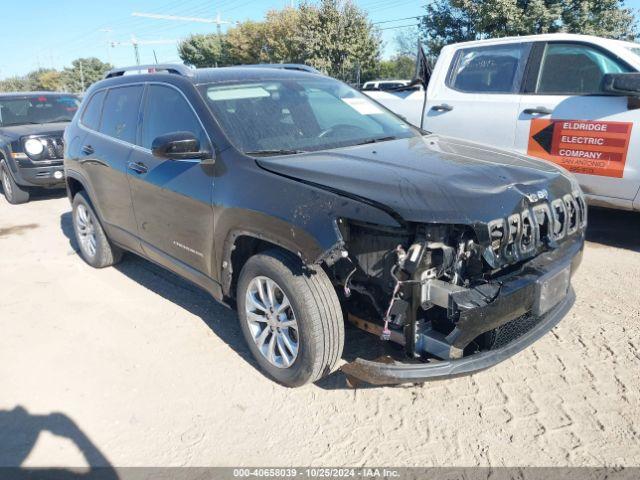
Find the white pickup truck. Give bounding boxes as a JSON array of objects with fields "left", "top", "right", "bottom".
[{"left": 365, "top": 33, "right": 640, "bottom": 211}]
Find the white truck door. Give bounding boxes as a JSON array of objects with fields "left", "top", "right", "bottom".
[
  {"left": 514, "top": 41, "right": 640, "bottom": 207},
  {"left": 423, "top": 42, "right": 531, "bottom": 149}
]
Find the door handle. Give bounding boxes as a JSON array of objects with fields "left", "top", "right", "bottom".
[
  {"left": 523, "top": 107, "right": 552, "bottom": 116},
  {"left": 431, "top": 104, "right": 453, "bottom": 112},
  {"left": 127, "top": 161, "right": 148, "bottom": 175},
  {"left": 81, "top": 145, "right": 94, "bottom": 155}
]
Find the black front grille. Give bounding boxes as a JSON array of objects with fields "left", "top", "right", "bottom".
[
  {"left": 43, "top": 137, "right": 64, "bottom": 160},
  {"left": 488, "top": 313, "right": 543, "bottom": 350}
]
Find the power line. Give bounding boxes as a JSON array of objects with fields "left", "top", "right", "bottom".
[
  {"left": 379, "top": 23, "right": 420, "bottom": 30},
  {"left": 373, "top": 16, "right": 421, "bottom": 25}
]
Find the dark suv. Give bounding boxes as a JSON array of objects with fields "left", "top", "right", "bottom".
[
  {"left": 64, "top": 64, "right": 585, "bottom": 387},
  {"left": 0, "top": 92, "right": 80, "bottom": 204}
]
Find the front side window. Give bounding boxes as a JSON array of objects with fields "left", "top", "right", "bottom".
[
  {"left": 200, "top": 77, "right": 416, "bottom": 154},
  {"left": 99, "top": 85, "right": 143, "bottom": 144},
  {"left": 140, "top": 85, "right": 207, "bottom": 150},
  {"left": 0, "top": 94, "right": 80, "bottom": 127},
  {"left": 81, "top": 90, "right": 106, "bottom": 131},
  {"left": 448, "top": 43, "right": 531, "bottom": 93},
  {"left": 536, "top": 43, "right": 631, "bottom": 95}
]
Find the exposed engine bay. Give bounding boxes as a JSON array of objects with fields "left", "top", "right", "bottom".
[{"left": 329, "top": 190, "right": 587, "bottom": 363}]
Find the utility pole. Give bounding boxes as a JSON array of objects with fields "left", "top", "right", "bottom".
[
  {"left": 100, "top": 28, "right": 113, "bottom": 63},
  {"left": 132, "top": 36, "right": 141, "bottom": 65},
  {"left": 79, "top": 60, "right": 85, "bottom": 92},
  {"left": 110, "top": 37, "right": 178, "bottom": 65}
]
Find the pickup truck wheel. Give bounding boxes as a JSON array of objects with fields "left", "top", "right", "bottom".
[
  {"left": 1, "top": 165, "right": 29, "bottom": 204},
  {"left": 72, "top": 192, "right": 122, "bottom": 268},
  {"left": 237, "top": 250, "right": 344, "bottom": 387}
]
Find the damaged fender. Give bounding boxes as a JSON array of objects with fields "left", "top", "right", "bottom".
[{"left": 213, "top": 152, "right": 402, "bottom": 296}]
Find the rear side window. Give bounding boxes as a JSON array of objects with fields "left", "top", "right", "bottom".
[
  {"left": 140, "top": 85, "right": 207, "bottom": 149},
  {"left": 448, "top": 43, "right": 531, "bottom": 93},
  {"left": 379, "top": 83, "right": 403, "bottom": 91},
  {"left": 536, "top": 43, "right": 631, "bottom": 95},
  {"left": 99, "top": 85, "right": 143, "bottom": 144},
  {"left": 81, "top": 90, "right": 106, "bottom": 131}
]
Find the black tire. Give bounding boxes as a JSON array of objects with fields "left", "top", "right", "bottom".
[
  {"left": 237, "top": 249, "right": 344, "bottom": 387},
  {"left": 1, "top": 164, "right": 30, "bottom": 204},
  {"left": 71, "top": 191, "right": 122, "bottom": 268}
]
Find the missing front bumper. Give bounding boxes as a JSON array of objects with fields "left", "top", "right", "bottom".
[
  {"left": 341, "top": 287, "right": 575, "bottom": 386},
  {"left": 341, "top": 237, "right": 584, "bottom": 386}
]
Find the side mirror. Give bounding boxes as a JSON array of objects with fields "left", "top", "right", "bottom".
[
  {"left": 602, "top": 73, "right": 640, "bottom": 97},
  {"left": 151, "top": 131, "right": 211, "bottom": 160}
]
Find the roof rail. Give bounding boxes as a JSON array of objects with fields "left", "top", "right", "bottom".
[
  {"left": 103, "top": 64, "right": 194, "bottom": 79},
  {"left": 239, "top": 63, "right": 322, "bottom": 74}
]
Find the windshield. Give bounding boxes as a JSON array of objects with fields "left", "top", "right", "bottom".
[
  {"left": 0, "top": 95, "right": 80, "bottom": 127},
  {"left": 199, "top": 76, "right": 417, "bottom": 155}
]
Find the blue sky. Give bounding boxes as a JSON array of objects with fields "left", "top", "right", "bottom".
[{"left": 1, "top": 0, "right": 425, "bottom": 79}]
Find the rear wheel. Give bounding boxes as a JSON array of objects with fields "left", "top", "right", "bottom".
[
  {"left": 237, "top": 250, "right": 344, "bottom": 387},
  {"left": 72, "top": 191, "right": 122, "bottom": 268},
  {"left": 1, "top": 164, "right": 29, "bottom": 204}
]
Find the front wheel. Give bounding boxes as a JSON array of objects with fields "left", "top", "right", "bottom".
[
  {"left": 1, "top": 164, "right": 29, "bottom": 204},
  {"left": 237, "top": 250, "right": 344, "bottom": 387}
]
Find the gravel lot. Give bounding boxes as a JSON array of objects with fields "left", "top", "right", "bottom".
[{"left": 1, "top": 191, "right": 639, "bottom": 468}]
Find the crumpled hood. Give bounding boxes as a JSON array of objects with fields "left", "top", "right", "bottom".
[
  {"left": 257, "top": 135, "right": 577, "bottom": 225},
  {"left": 0, "top": 122, "right": 68, "bottom": 142}
]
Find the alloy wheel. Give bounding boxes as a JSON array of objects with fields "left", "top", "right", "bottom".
[
  {"left": 245, "top": 276, "right": 299, "bottom": 368},
  {"left": 2, "top": 170, "right": 12, "bottom": 199},
  {"left": 75, "top": 204, "right": 97, "bottom": 258}
]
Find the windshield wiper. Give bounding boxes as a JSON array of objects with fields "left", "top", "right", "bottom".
[
  {"left": 354, "top": 135, "right": 398, "bottom": 146},
  {"left": 245, "top": 149, "right": 307, "bottom": 156}
]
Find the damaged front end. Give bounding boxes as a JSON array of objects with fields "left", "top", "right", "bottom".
[{"left": 332, "top": 190, "right": 586, "bottom": 386}]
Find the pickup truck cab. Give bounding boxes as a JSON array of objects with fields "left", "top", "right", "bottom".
[
  {"left": 0, "top": 92, "right": 80, "bottom": 204},
  {"left": 366, "top": 34, "right": 640, "bottom": 212}
]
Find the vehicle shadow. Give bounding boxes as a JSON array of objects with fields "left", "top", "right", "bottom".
[
  {"left": 586, "top": 206, "right": 640, "bottom": 252},
  {"left": 0, "top": 185, "right": 66, "bottom": 204},
  {"left": 59, "top": 212, "right": 390, "bottom": 390},
  {"left": 59, "top": 211, "right": 260, "bottom": 376},
  {"left": 28, "top": 188, "right": 67, "bottom": 202},
  {"left": 0, "top": 406, "right": 118, "bottom": 479}
]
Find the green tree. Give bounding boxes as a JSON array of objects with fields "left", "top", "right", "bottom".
[
  {"left": 178, "top": 33, "right": 225, "bottom": 68},
  {"left": 27, "top": 69, "right": 65, "bottom": 91},
  {"left": 177, "top": 0, "right": 380, "bottom": 83},
  {"left": 298, "top": 0, "right": 381, "bottom": 82},
  {"left": 0, "top": 76, "right": 31, "bottom": 92},
  {"left": 420, "top": 0, "right": 637, "bottom": 54},
  {"left": 378, "top": 55, "right": 416, "bottom": 79},
  {"left": 62, "top": 58, "right": 112, "bottom": 93}
]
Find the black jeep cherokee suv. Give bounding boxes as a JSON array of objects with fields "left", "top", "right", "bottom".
[
  {"left": 0, "top": 92, "right": 80, "bottom": 204},
  {"left": 64, "top": 64, "right": 585, "bottom": 387}
]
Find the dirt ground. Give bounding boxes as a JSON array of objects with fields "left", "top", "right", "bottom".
[{"left": 1, "top": 191, "right": 639, "bottom": 468}]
